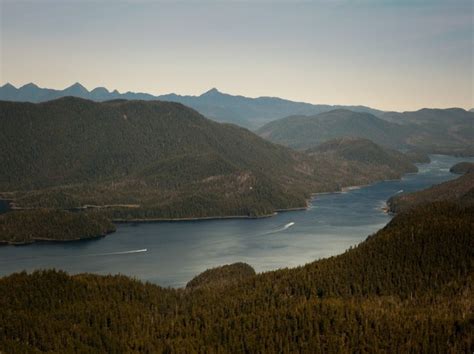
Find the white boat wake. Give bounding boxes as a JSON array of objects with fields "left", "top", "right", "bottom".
[
  {"left": 261, "top": 222, "right": 295, "bottom": 236},
  {"left": 86, "top": 249, "right": 148, "bottom": 257},
  {"left": 282, "top": 222, "right": 295, "bottom": 230}
]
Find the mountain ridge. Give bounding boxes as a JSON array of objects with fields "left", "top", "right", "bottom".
[
  {"left": 0, "top": 82, "right": 384, "bottom": 128},
  {"left": 0, "top": 97, "right": 417, "bottom": 223},
  {"left": 257, "top": 108, "right": 474, "bottom": 155}
]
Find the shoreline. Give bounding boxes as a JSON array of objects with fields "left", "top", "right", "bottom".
[
  {"left": 113, "top": 212, "right": 278, "bottom": 223},
  {"left": 114, "top": 201, "right": 313, "bottom": 223},
  {"left": 2, "top": 179, "right": 402, "bottom": 227},
  {"left": 1, "top": 171, "right": 416, "bottom": 230},
  {"left": 0, "top": 230, "right": 114, "bottom": 246}
]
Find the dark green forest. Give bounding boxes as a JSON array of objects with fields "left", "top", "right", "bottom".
[
  {"left": 0, "top": 209, "right": 115, "bottom": 244},
  {"left": 1, "top": 202, "right": 472, "bottom": 352},
  {"left": 0, "top": 98, "right": 417, "bottom": 233},
  {"left": 450, "top": 161, "right": 474, "bottom": 174},
  {"left": 307, "top": 137, "right": 417, "bottom": 175},
  {"left": 388, "top": 171, "right": 474, "bottom": 212},
  {"left": 257, "top": 107, "right": 474, "bottom": 155}
]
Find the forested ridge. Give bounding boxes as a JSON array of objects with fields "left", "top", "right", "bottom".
[
  {"left": 307, "top": 137, "right": 417, "bottom": 178},
  {"left": 388, "top": 171, "right": 474, "bottom": 212},
  {"left": 0, "top": 98, "right": 416, "bottom": 224},
  {"left": 257, "top": 108, "right": 474, "bottom": 156},
  {"left": 1, "top": 202, "right": 472, "bottom": 352},
  {"left": 450, "top": 162, "right": 474, "bottom": 174}
]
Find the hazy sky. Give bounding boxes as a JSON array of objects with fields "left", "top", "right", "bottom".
[{"left": 1, "top": 0, "right": 472, "bottom": 111}]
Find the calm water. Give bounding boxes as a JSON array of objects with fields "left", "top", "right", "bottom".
[
  {"left": 1, "top": 155, "right": 472, "bottom": 287},
  {"left": 0, "top": 199, "right": 10, "bottom": 213}
]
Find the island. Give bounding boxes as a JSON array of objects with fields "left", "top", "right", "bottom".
[{"left": 0, "top": 209, "right": 116, "bottom": 245}]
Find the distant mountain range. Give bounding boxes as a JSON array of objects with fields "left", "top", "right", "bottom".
[
  {"left": 257, "top": 108, "right": 474, "bottom": 156},
  {"left": 0, "top": 82, "right": 383, "bottom": 129}
]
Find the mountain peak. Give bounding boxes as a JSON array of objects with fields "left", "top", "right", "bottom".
[
  {"left": 91, "top": 86, "right": 110, "bottom": 94},
  {"left": 201, "top": 88, "right": 222, "bottom": 97},
  {"left": 1, "top": 83, "right": 16, "bottom": 89},
  {"left": 20, "top": 82, "right": 40, "bottom": 90},
  {"left": 65, "top": 82, "right": 88, "bottom": 92}
]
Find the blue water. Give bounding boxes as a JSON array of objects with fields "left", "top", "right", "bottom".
[
  {"left": 0, "top": 155, "right": 472, "bottom": 287},
  {"left": 0, "top": 199, "right": 10, "bottom": 213}
]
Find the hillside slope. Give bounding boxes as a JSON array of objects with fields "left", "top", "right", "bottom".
[
  {"left": 257, "top": 109, "right": 408, "bottom": 149},
  {"left": 450, "top": 162, "right": 474, "bottom": 174},
  {"left": 382, "top": 108, "right": 474, "bottom": 155},
  {"left": 0, "top": 202, "right": 472, "bottom": 352},
  {"left": 388, "top": 171, "right": 474, "bottom": 213},
  {"left": 308, "top": 137, "right": 416, "bottom": 173},
  {"left": 0, "top": 97, "right": 316, "bottom": 218},
  {"left": 0, "top": 98, "right": 416, "bottom": 221},
  {"left": 258, "top": 108, "right": 474, "bottom": 155}
]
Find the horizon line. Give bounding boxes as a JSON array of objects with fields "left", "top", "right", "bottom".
[{"left": 1, "top": 81, "right": 472, "bottom": 113}]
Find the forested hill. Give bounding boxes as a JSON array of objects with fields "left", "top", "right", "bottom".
[
  {"left": 0, "top": 97, "right": 416, "bottom": 221},
  {"left": 0, "top": 97, "right": 314, "bottom": 218},
  {"left": 1, "top": 202, "right": 472, "bottom": 352},
  {"left": 450, "top": 162, "right": 474, "bottom": 174},
  {"left": 257, "top": 109, "right": 408, "bottom": 149},
  {"left": 388, "top": 171, "right": 474, "bottom": 213},
  {"left": 307, "top": 137, "right": 416, "bottom": 175},
  {"left": 0, "top": 97, "right": 300, "bottom": 190},
  {"left": 257, "top": 108, "right": 474, "bottom": 155}
]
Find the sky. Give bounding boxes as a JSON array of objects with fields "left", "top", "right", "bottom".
[{"left": 0, "top": 0, "right": 472, "bottom": 111}]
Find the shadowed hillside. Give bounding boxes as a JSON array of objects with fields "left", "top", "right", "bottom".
[
  {"left": 0, "top": 98, "right": 416, "bottom": 222},
  {"left": 0, "top": 97, "right": 319, "bottom": 219}
]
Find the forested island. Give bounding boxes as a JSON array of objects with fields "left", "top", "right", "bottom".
[{"left": 0, "top": 209, "right": 115, "bottom": 245}]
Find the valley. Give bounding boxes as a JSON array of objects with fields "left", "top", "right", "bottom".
[{"left": 2, "top": 1, "right": 472, "bottom": 351}]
